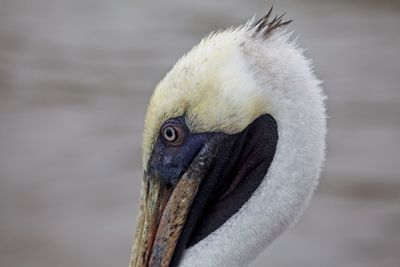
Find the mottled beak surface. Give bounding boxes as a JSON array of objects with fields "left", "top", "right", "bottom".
[
  {"left": 129, "top": 137, "right": 222, "bottom": 267},
  {"left": 130, "top": 114, "right": 278, "bottom": 267}
]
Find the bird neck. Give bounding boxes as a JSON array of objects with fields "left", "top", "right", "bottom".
[{"left": 178, "top": 31, "right": 326, "bottom": 267}]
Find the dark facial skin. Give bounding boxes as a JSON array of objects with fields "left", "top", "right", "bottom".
[{"left": 146, "top": 114, "right": 278, "bottom": 267}]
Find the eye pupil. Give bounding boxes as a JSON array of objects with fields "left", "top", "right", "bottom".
[
  {"left": 164, "top": 126, "right": 177, "bottom": 141},
  {"left": 161, "top": 122, "right": 186, "bottom": 146}
]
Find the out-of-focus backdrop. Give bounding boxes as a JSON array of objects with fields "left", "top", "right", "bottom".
[{"left": 1, "top": 0, "right": 399, "bottom": 266}]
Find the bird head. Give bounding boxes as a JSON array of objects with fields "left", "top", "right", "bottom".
[{"left": 130, "top": 9, "right": 326, "bottom": 267}]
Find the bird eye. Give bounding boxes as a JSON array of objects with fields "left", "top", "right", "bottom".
[
  {"left": 163, "top": 126, "right": 177, "bottom": 141},
  {"left": 161, "top": 123, "right": 186, "bottom": 146}
]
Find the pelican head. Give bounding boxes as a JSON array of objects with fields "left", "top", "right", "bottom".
[{"left": 130, "top": 8, "right": 326, "bottom": 267}]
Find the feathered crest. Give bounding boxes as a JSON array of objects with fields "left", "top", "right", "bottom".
[{"left": 251, "top": 6, "right": 292, "bottom": 39}]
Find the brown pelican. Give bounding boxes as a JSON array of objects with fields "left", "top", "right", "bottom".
[{"left": 129, "top": 8, "right": 326, "bottom": 267}]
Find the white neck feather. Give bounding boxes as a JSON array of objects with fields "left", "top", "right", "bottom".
[{"left": 178, "top": 27, "right": 327, "bottom": 267}]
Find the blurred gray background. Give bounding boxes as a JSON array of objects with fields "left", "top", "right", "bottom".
[{"left": 1, "top": 0, "right": 399, "bottom": 266}]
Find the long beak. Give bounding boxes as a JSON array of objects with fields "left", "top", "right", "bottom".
[{"left": 129, "top": 138, "right": 221, "bottom": 267}]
